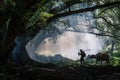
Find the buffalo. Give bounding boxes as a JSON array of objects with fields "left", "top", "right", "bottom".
[{"left": 89, "top": 53, "right": 110, "bottom": 64}]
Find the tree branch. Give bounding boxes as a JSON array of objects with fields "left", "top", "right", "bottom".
[
  {"left": 88, "top": 32, "right": 120, "bottom": 40},
  {"left": 95, "top": 17, "right": 120, "bottom": 30},
  {"left": 47, "top": 1, "right": 120, "bottom": 23},
  {"left": 98, "top": 6, "right": 119, "bottom": 15},
  {"left": 50, "top": 0, "right": 82, "bottom": 14}
]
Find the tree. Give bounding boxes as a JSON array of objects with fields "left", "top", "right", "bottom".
[
  {"left": 0, "top": 0, "right": 49, "bottom": 64},
  {"left": 0, "top": 0, "right": 119, "bottom": 64}
]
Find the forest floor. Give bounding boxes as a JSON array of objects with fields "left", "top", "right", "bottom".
[{"left": 0, "top": 63, "right": 120, "bottom": 80}]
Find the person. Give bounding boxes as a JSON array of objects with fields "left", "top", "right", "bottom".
[{"left": 78, "top": 49, "right": 86, "bottom": 64}]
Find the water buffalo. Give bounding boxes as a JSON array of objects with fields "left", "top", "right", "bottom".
[{"left": 89, "top": 53, "right": 110, "bottom": 64}]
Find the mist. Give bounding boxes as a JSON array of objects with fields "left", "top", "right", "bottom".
[
  {"left": 26, "top": 11, "right": 105, "bottom": 63},
  {"left": 35, "top": 31, "right": 104, "bottom": 60}
]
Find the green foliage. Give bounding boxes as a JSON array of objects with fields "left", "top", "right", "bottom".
[
  {"left": 25, "top": 8, "right": 53, "bottom": 33},
  {"left": 94, "top": 4, "right": 120, "bottom": 40},
  {"left": 112, "top": 57, "right": 120, "bottom": 66},
  {"left": 41, "top": 12, "right": 53, "bottom": 18},
  {"left": 5, "top": 0, "right": 16, "bottom": 7},
  {"left": 107, "top": 52, "right": 120, "bottom": 66}
]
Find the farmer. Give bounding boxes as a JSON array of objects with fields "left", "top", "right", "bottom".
[{"left": 78, "top": 49, "right": 86, "bottom": 64}]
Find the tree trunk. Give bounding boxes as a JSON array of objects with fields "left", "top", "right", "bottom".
[
  {"left": 0, "top": 16, "right": 25, "bottom": 64},
  {"left": 110, "top": 39, "right": 115, "bottom": 54}
]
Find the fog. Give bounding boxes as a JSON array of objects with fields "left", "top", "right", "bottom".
[{"left": 26, "top": 11, "right": 105, "bottom": 63}]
